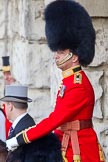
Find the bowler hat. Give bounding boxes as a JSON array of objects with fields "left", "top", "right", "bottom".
[
  {"left": 2, "top": 56, "right": 11, "bottom": 72},
  {"left": 45, "top": 0, "right": 96, "bottom": 66},
  {"left": 0, "top": 85, "right": 32, "bottom": 103}
]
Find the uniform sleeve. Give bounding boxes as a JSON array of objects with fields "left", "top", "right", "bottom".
[{"left": 17, "top": 85, "right": 89, "bottom": 145}]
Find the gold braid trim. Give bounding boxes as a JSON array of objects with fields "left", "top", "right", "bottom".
[
  {"left": 23, "top": 130, "right": 30, "bottom": 144},
  {"left": 23, "top": 132, "right": 28, "bottom": 144},
  {"left": 98, "top": 143, "right": 106, "bottom": 162},
  {"left": 24, "top": 130, "right": 30, "bottom": 143},
  {"left": 16, "top": 130, "right": 30, "bottom": 144}
]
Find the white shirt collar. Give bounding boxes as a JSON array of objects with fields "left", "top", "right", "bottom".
[{"left": 12, "top": 112, "right": 27, "bottom": 129}]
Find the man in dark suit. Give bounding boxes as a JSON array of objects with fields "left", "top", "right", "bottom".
[
  {"left": 0, "top": 85, "right": 35, "bottom": 161},
  {"left": 0, "top": 85, "right": 63, "bottom": 162},
  {"left": 7, "top": 100, "right": 35, "bottom": 139},
  {"left": 0, "top": 85, "right": 35, "bottom": 140}
]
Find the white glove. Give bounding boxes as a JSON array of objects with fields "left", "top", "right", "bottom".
[{"left": 6, "top": 137, "right": 19, "bottom": 151}]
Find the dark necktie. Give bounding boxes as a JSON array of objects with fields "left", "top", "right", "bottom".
[{"left": 8, "top": 126, "right": 14, "bottom": 137}]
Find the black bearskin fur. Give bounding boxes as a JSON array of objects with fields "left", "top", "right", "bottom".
[
  {"left": 3, "top": 133, "right": 63, "bottom": 162},
  {"left": 45, "top": 0, "right": 96, "bottom": 66}
]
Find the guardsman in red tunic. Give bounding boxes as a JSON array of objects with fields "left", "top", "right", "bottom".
[{"left": 5, "top": 0, "right": 106, "bottom": 162}]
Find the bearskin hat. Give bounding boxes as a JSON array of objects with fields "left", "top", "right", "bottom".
[{"left": 45, "top": 0, "right": 96, "bottom": 66}]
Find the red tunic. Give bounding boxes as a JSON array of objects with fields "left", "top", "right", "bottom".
[
  {"left": 17, "top": 67, "right": 105, "bottom": 162},
  {"left": 2, "top": 104, "right": 12, "bottom": 139}
]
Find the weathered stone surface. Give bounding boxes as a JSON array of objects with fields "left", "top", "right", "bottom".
[
  {"left": 28, "top": 88, "right": 52, "bottom": 123},
  {"left": 0, "top": 1, "right": 6, "bottom": 39},
  {"left": 27, "top": 0, "right": 45, "bottom": 40},
  {"left": 76, "top": 0, "right": 108, "bottom": 17},
  {"left": 8, "top": 0, "right": 45, "bottom": 40},
  {"left": 103, "top": 70, "right": 108, "bottom": 119},
  {"left": 8, "top": 0, "right": 31, "bottom": 38},
  {"left": 0, "top": 42, "right": 5, "bottom": 58},
  {"left": 91, "top": 19, "right": 108, "bottom": 66},
  {"left": 11, "top": 40, "right": 51, "bottom": 88},
  {"left": 84, "top": 69, "right": 104, "bottom": 119}
]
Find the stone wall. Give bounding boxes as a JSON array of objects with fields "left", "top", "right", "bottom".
[
  {"left": 0, "top": 0, "right": 52, "bottom": 123},
  {"left": 0, "top": 0, "right": 108, "bottom": 160}
]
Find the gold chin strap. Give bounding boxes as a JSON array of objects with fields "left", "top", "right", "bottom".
[{"left": 57, "top": 52, "right": 73, "bottom": 67}]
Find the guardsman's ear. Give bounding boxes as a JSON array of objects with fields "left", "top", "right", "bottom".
[{"left": 72, "top": 55, "right": 79, "bottom": 63}]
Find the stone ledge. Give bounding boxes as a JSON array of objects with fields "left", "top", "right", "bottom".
[{"left": 76, "top": 0, "right": 108, "bottom": 17}]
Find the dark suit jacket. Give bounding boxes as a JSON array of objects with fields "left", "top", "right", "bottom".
[
  {"left": 7, "top": 114, "right": 63, "bottom": 162},
  {"left": 8, "top": 113, "right": 35, "bottom": 139},
  {"left": 7, "top": 113, "right": 35, "bottom": 162}
]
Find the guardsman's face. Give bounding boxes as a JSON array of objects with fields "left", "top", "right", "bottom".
[
  {"left": 54, "top": 49, "right": 79, "bottom": 71},
  {"left": 54, "top": 49, "right": 70, "bottom": 70},
  {"left": 3, "top": 71, "right": 16, "bottom": 85}
]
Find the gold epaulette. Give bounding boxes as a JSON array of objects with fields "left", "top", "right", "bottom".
[{"left": 74, "top": 72, "right": 82, "bottom": 84}]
